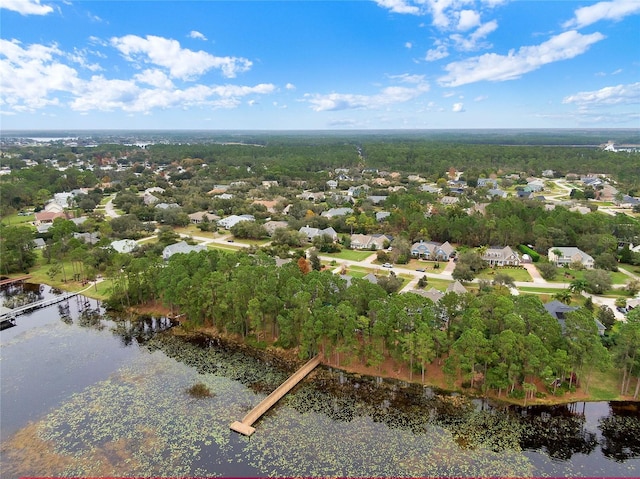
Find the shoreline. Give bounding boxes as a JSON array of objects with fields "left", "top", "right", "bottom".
[
  {"left": 4, "top": 277, "right": 637, "bottom": 407},
  {"left": 168, "top": 320, "right": 638, "bottom": 408}
]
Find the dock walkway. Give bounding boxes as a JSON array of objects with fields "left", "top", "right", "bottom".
[
  {"left": 230, "top": 354, "right": 321, "bottom": 436},
  {"left": 0, "top": 292, "right": 79, "bottom": 322}
]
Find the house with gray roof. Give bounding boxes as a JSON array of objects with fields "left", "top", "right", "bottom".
[
  {"left": 73, "top": 232, "right": 100, "bottom": 245},
  {"left": 411, "top": 240, "right": 455, "bottom": 261},
  {"left": 188, "top": 211, "right": 220, "bottom": 224},
  {"left": 263, "top": 220, "right": 289, "bottom": 236},
  {"left": 350, "top": 233, "right": 391, "bottom": 250},
  {"left": 544, "top": 300, "right": 605, "bottom": 335},
  {"left": 482, "top": 246, "right": 520, "bottom": 266},
  {"left": 162, "top": 241, "right": 207, "bottom": 261},
  {"left": 410, "top": 288, "right": 445, "bottom": 303},
  {"left": 299, "top": 226, "right": 338, "bottom": 242},
  {"left": 217, "top": 214, "right": 255, "bottom": 229},
  {"left": 487, "top": 188, "right": 507, "bottom": 199},
  {"left": 110, "top": 239, "right": 138, "bottom": 254},
  {"left": 548, "top": 247, "right": 594, "bottom": 269},
  {"left": 376, "top": 211, "right": 391, "bottom": 222},
  {"left": 477, "top": 178, "right": 498, "bottom": 188},
  {"left": 446, "top": 280, "right": 468, "bottom": 295},
  {"left": 321, "top": 207, "right": 353, "bottom": 219}
]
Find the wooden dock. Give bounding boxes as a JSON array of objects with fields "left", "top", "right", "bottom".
[
  {"left": 0, "top": 292, "right": 79, "bottom": 322},
  {"left": 230, "top": 354, "right": 321, "bottom": 436},
  {"left": 0, "top": 275, "right": 32, "bottom": 287}
]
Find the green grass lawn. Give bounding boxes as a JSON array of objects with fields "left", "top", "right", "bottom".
[
  {"left": 207, "top": 243, "right": 243, "bottom": 252},
  {"left": 322, "top": 249, "right": 376, "bottom": 262},
  {"left": 547, "top": 268, "right": 629, "bottom": 285},
  {"left": 174, "top": 225, "right": 222, "bottom": 238},
  {"left": 1, "top": 212, "right": 35, "bottom": 227},
  {"left": 341, "top": 265, "right": 377, "bottom": 276},
  {"left": 406, "top": 258, "right": 448, "bottom": 274},
  {"left": 477, "top": 267, "right": 532, "bottom": 282}
]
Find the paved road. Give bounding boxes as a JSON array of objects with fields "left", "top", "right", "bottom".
[{"left": 104, "top": 195, "right": 120, "bottom": 218}]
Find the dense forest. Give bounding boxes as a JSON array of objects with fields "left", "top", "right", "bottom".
[{"left": 105, "top": 248, "right": 640, "bottom": 402}]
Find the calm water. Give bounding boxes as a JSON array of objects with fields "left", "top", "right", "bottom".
[{"left": 1, "top": 285, "right": 638, "bottom": 477}]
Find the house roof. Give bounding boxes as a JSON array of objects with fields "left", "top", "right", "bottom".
[
  {"left": 110, "top": 239, "right": 138, "bottom": 254},
  {"left": 543, "top": 300, "right": 578, "bottom": 320},
  {"left": 446, "top": 280, "right": 467, "bottom": 294},
  {"left": 162, "top": 241, "right": 207, "bottom": 258}
]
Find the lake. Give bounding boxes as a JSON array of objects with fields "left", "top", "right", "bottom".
[{"left": 1, "top": 284, "right": 638, "bottom": 477}]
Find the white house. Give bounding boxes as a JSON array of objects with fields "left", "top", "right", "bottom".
[
  {"left": 482, "top": 246, "right": 521, "bottom": 266},
  {"left": 548, "top": 247, "right": 595, "bottom": 269}
]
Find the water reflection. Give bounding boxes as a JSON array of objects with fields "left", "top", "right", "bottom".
[
  {"left": 151, "top": 332, "right": 640, "bottom": 468},
  {"left": 600, "top": 402, "right": 640, "bottom": 462},
  {"left": 517, "top": 405, "right": 598, "bottom": 459}
]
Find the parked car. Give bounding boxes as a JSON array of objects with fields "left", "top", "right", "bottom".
[
  {"left": 416, "top": 268, "right": 426, "bottom": 272},
  {"left": 382, "top": 263, "right": 393, "bottom": 268}
]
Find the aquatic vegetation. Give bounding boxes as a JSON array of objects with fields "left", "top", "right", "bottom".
[
  {"left": 188, "top": 382, "right": 213, "bottom": 398},
  {"left": 1, "top": 307, "right": 639, "bottom": 478}
]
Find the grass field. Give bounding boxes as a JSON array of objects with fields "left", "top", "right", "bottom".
[
  {"left": 321, "top": 249, "right": 376, "bottom": 262},
  {"left": 7, "top": 252, "right": 114, "bottom": 300},
  {"left": 545, "top": 267, "right": 630, "bottom": 285},
  {"left": 1, "top": 212, "right": 35, "bottom": 227},
  {"left": 406, "top": 258, "right": 449, "bottom": 274},
  {"left": 477, "top": 267, "right": 532, "bottom": 282}
]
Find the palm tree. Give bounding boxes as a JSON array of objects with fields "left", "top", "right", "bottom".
[
  {"left": 553, "top": 289, "right": 572, "bottom": 305},
  {"left": 569, "top": 278, "right": 588, "bottom": 295}
]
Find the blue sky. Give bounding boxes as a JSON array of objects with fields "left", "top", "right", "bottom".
[{"left": 1, "top": 0, "right": 639, "bottom": 130}]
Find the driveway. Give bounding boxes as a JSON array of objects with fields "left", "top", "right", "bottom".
[{"left": 522, "top": 263, "right": 546, "bottom": 284}]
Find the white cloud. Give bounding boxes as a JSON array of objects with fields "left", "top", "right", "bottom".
[
  {"left": 69, "top": 78, "right": 275, "bottom": 113},
  {"left": 474, "top": 95, "right": 488, "bottom": 101},
  {"left": 0, "top": 38, "right": 274, "bottom": 115},
  {"left": 0, "top": 39, "right": 81, "bottom": 111},
  {"left": 425, "top": 44, "right": 449, "bottom": 61},
  {"left": 439, "top": 30, "right": 605, "bottom": 87},
  {"left": 450, "top": 19, "right": 497, "bottom": 50},
  {"left": 563, "top": 0, "right": 640, "bottom": 29},
  {"left": 189, "top": 31, "right": 207, "bottom": 41},
  {"left": 305, "top": 80, "right": 430, "bottom": 111},
  {"left": 110, "top": 34, "right": 252, "bottom": 79},
  {"left": 457, "top": 10, "right": 481, "bottom": 31},
  {"left": 134, "top": 69, "right": 174, "bottom": 89},
  {"left": 452, "top": 102, "right": 465, "bottom": 112},
  {"left": 374, "top": 0, "right": 421, "bottom": 15},
  {"left": 405, "top": 41, "right": 413, "bottom": 49},
  {"left": 562, "top": 82, "right": 640, "bottom": 107},
  {"left": 286, "top": 83, "right": 296, "bottom": 90},
  {"left": 68, "top": 48, "right": 102, "bottom": 72},
  {"left": 387, "top": 73, "right": 427, "bottom": 84},
  {"left": 0, "top": 0, "right": 53, "bottom": 15}
]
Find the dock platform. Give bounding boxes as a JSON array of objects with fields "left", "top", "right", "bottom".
[{"left": 230, "top": 354, "right": 321, "bottom": 436}]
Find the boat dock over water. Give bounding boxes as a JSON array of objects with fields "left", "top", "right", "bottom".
[
  {"left": 230, "top": 355, "right": 321, "bottom": 436},
  {"left": 0, "top": 292, "right": 79, "bottom": 324}
]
